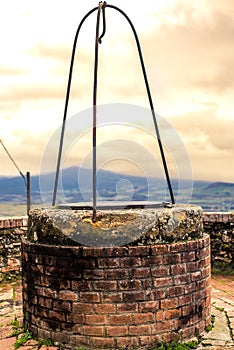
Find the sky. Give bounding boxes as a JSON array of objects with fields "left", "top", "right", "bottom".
[{"left": 0, "top": 0, "right": 233, "bottom": 183}]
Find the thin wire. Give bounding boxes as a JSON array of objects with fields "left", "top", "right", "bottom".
[{"left": 0, "top": 138, "right": 26, "bottom": 185}]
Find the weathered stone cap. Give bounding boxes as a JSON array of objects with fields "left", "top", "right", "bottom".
[{"left": 27, "top": 204, "right": 203, "bottom": 247}]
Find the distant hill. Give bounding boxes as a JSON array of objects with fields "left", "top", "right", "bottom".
[
  {"left": 0, "top": 166, "right": 233, "bottom": 212},
  {"left": 204, "top": 182, "right": 234, "bottom": 190}
]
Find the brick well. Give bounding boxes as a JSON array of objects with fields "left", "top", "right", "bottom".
[{"left": 22, "top": 233, "right": 211, "bottom": 349}]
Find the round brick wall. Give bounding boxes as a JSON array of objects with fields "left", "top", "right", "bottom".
[{"left": 22, "top": 235, "right": 211, "bottom": 349}]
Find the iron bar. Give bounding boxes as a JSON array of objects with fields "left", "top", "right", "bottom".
[
  {"left": 92, "top": 2, "right": 106, "bottom": 223},
  {"left": 105, "top": 4, "right": 175, "bottom": 204},
  {"left": 26, "top": 171, "right": 31, "bottom": 215},
  {"left": 52, "top": 6, "right": 99, "bottom": 206}
]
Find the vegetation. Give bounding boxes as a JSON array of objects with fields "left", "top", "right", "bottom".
[
  {"left": 149, "top": 340, "right": 199, "bottom": 349},
  {"left": 14, "top": 330, "right": 32, "bottom": 349},
  {"left": 10, "top": 318, "right": 24, "bottom": 337}
]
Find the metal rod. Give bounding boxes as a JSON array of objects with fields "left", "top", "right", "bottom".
[
  {"left": 52, "top": 6, "right": 99, "bottom": 206},
  {"left": 104, "top": 4, "right": 175, "bottom": 204},
  {"left": 26, "top": 171, "right": 31, "bottom": 215},
  {"left": 92, "top": 2, "right": 106, "bottom": 223}
]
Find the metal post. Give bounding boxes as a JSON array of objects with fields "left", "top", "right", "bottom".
[{"left": 26, "top": 171, "right": 31, "bottom": 215}]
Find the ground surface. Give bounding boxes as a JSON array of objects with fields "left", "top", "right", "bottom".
[{"left": 0, "top": 275, "right": 233, "bottom": 349}]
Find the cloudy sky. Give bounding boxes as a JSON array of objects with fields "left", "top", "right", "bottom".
[{"left": 0, "top": 0, "right": 233, "bottom": 183}]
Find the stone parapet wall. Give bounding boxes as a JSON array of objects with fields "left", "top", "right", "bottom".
[
  {"left": 203, "top": 212, "right": 234, "bottom": 270},
  {"left": 0, "top": 217, "right": 28, "bottom": 281},
  {"left": 22, "top": 235, "right": 211, "bottom": 349}
]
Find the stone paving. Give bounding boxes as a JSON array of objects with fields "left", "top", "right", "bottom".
[{"left": 0, "top": 276, "right": 233, "bottom": 349}]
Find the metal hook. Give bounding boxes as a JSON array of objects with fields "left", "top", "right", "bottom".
[{"left": 98, "top": 1, "right": 106, "bottom": 44}]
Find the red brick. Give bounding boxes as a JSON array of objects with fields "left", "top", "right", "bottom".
[
  {"left": 171, "top": 264, "right": 187, "bottom": 275},
  {"left": 59, "top": 290, "right": 78, "bottom": 301},
  {"left": 128, "top": 246, "right": 150, "bottom": 256},
  {"left": 73, "top": 303, "right": 93, "bottom": 313},
  {"left": 153, "top": 320, "right": 172, "bottom": 333},
  {"left": 129, "top": 325, "right": 151, "bottom": 335},
  {"left": 105, "top": 269, "right": 128, "bottom": 279},
  {"left": 48, "top": 310, "right": 65, "bottom": 322},
  {"left": 154, "top": 277, "right": 172, "bottom": 287},
  {"left": 66, "top": 313, "right": 85, "bottom": 323},
  {"left": 120, "top": 257, "right": 141, "bottom": 268},
  {"left": 187, "top": 240, "right": 198, "bottom": 251},
  {"left": 83, "top": 325, "right": 104, "bottom": 336},
  {"left": 182, "top": 251, "right": 195, "bottom": 262},
  {"left": 193, "top": 289, "right": 207, "bottom": 302},
  {"left": 165, "top": 308, "right": 181, "bottom": 319},
  {"left": 116, "top": 336, "right": 139, "bottom": 348},
  {"left": 139, "top": 301, "right": 159, "bottom": 312},
  {"left": 117, "top": 303, "right": 138, "bottom": 313},
  {"left": 83, "top": 269, "right": 105, "bottom": 279},
  {"left": 170, "top": 242, "right": 187, "bottom": 252},
  {"left": 131, "top": 267, "right": 151, "bottom": 278},
  {"left": 106, "top": 325, "right": 128, "bottom": 336},
  {"left": 146, "top": 289, "right": 165, "bottom": 300},
  {"left": 86, "top": 315, "right": 107, "bottom": 324},
  {"left": 151, "top": 245, "right": 169, "bottom": 255},
  {"left": 191, "top": 271, "right": 202, "bottom": 281},
  {"left": 37, "top": 287, "right": 57, "bottom": 299},
  {"left": 71, "top": 281, "right": 92, "bottom": 291},
  {"left": 141, "top": 256, "right": 162, "bottom": 265},
  {"left": 53, "top": 300, "right": 71, "bottom": 312},
  {"left": 118, "top": 280, "right": 141, "bottom": 290},
  {"left": 166, "top": 286, "right": 184, "bottom": 297},
  {"left": 98, "top": 258, "right": 120, "bottom": 268},
  {"left": 160, "top": 298, "right": 178, "bottom": 309},
  {"left": 184, "top": 282, "right": 196, "bottom": 294},
  {"left": 178, "top": 294, "right": 192, "bottom": 306},
  {"left": 199, "top": 246, "right": 210, "bottom": 259},
  {"left": 102, "top": 292, "right": 123, "bottom": 302},
  {"left": 151, "top": 266, "right": 169, "bottom": 277},
  {"left": 201, "top": 266, "right": 211, "bottom": 278},
  {"left": 174, "top": 274, "right": 190, "bottom": 285},
  {"left": 163, "top": 253, "right": 181, "bottom": 265},
  {"left": 94, "top": 303, "right": 116, "bottom": 314},
  {"left": 93, "top": 281, "right": 117, "bottom": 291},
  {"left": 156, "top": 310, "right": 165, "bottom": 321},
  {"left": 140, "top": 335, "right": 161, "bottom": 346},
  {"left": 109, "top": 314, "right": 132, "bottom": 325},
  {"left": 38, "top": 296, "right": 52, "bottom": 309},
  {"left": 70, "top": 335, "right": 90, "bottom": 347},
  {"left": 92, "top": 337, "right": 115, "bottom": 348},
  {"left": 134, "top": 312, "right": 154, "bottom": 324},
  {"left": 187, "top": 261, "right": 198, "bottom": 272},
  {"left": 123, "top": 291, "right": 145, "bottom": 302},
  {"left": 142, "top": 279, "right": 153, "bottom": 289},
  {"left": 181, "top": 325, "right": 195, "bottom": 338},
  {"left": 197, "top": 279, "right": 207, "bottom": 290},
  {"left": 34, "top": 306, "right": 48, "bottom": 318},
  {"left": 182, "top": 305, "right": 195, "bottom": 316},
  {"left": 80, "top": 292, "right": 100, "bottom": 303}
]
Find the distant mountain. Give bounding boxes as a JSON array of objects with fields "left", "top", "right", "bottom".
[
  {"left": 0, "top": 167, "right": 233, "bottom": 212},
  {"left": 204, "top": 182, "right": 234, "bottom": 190}
]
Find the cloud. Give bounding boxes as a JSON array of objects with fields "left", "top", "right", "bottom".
[{"left": 168, "top": 109, "right": 234, "bottom": 180}]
